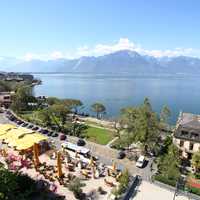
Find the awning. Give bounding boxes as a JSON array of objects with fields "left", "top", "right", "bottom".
[
  {"left": 0, "top": 124, "right": 16, "bottom": 136},
  {"left": 0, "top": 124, "right": 47, "bottom": 150}
]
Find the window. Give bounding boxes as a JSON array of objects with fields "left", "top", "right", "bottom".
[
  {"left": 3, "top": 96, "right": 10, "bottom": 100},
  {"left": 189, "top": 143, "right": 194, "bottom": 151},
  {"left": 180, "top": 140, "right": 184, "bottom": 147},
  {"left": 191, "top": 132, "right": 199, "bottom": 139},
  {"left": 181, "top": 130, "right": 188, "bottom": 136}
]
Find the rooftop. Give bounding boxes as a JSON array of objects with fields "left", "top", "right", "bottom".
[{"left": 174, "top": 112, "right": 200, "bottom": 142}]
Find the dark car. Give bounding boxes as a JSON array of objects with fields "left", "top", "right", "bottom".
[
  {"left": 117, "top": 151, "right": 126, "bottom": 159},
  {"left": 77, "top": 139, "right": 86, "bottom": 146},
  {"left": 41, "top": 129, "right": 49, "bottom": 135},
  {"left": 10, "top": 117, "right": 16, "bottom": 121},
  {"left": 16, "top": 120, "right": 23, "bottom": 125},
  {"left": 47, "top": 131, "right": 54, "bottom": 137},
  {"left": 52, "top": 132, "right": 58, "bottom": 137},
  {"left": 27, "top": 124, "right": 34, "bottom": 129},
  {"left": 6, "top": 111, "right": 11, "bottom": 115},
  {"left": 21, "top": 123, "right": 29, "bottom": 127},
  {"left": 60, "top": 134, "right": 67, "bottom": 141},
  {"left": 32, "top": 126, "right": 39, "bottom": 131}
]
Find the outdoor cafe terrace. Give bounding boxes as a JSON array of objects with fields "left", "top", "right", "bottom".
[{"left": 0, "top": 123, "right": 121, "bottom": 199}]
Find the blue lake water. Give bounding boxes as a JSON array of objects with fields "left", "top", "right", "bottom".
[{"left": 33, "top": 73, "right": 200, "bottom": 124}]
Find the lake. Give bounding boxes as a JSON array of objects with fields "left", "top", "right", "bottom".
[{"left": 33, "top": 73, "right": 200, "bottom": 124}]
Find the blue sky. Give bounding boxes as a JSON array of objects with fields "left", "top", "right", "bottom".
[{"left": 0, "top": 0, "right": 200, "bottom": 60}]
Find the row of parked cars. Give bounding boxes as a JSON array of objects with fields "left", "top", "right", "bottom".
[
  {"left": 5, "top": 110, "right": 86, "bottom": 146},
  {"left": 5, "top": 110, "right": 67, "bottom": 140}
]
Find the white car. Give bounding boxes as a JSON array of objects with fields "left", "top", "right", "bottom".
[{"left": 136, "top": 155, "right": 145, "bottom": 168}]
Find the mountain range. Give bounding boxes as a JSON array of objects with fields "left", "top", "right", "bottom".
[{"left": 1, "top": 50, "right": 200, "bottom": 74}]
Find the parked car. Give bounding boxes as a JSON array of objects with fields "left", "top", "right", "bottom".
[
  {"left": 32, "top": 126, "right": 39, "bottom": 131},
  {"left": 6, "top": 110, "right": 11, "bottom": 115},
  {"left": 60, "top": 134, "right": 67, "bottom": 141},
  {"left": 9, "top": 116, "right": 16, "bottom": 121},
  {"left": 41, "top": 129, "right": 49, "bottom": 135},
  {"left": 52, "top": 132, "right": 58, "bottom": 137},
  {"left": 77, "top": 139, "right": 86, "bottom": 146},
  {"left": 21, "top": 123, "right": 29, "bottom": 127},
  {"left": 47, "top": 131, "right": 54, "bottom": 137},
  {"left": 27, "top": 124, "right": 34, "bottom": 129},
  {"left": 136, "top": 155, "right": 145, "bottom": 168},
  {"left": 117, "top": 151, "right": 126, "bottom": 159},
  {"left": 16, "top": 120, "right": 23, "bottom": 125}
]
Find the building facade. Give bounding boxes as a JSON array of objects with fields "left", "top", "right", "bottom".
[
  {"left": 0, "top": 92, "right": 14, "bottom": 107},
  {"left": 173, "top": 112, "right": 200, "bottom": 159}
]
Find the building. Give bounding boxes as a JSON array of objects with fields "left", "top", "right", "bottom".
[
  {"left": 173, "top": 112, "right": 200, "bottom": 159},
  {"left": 0, "top": 92, "right": 14, "bottom": 107}
]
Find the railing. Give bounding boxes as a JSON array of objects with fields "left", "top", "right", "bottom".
[{"left": 122, "top": 175, "right": 140, "bottom": 200}]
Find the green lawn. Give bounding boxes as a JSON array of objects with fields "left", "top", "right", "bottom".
[{"left": 85, "top": 126, "right": 114, "bottom": 145}]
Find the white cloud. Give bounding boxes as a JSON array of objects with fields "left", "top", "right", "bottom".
[{"left": 22, "top": 38, "right": 199, "bottom": 61}]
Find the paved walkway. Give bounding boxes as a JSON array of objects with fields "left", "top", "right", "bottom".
[
  {"left": 133, "top": 181, "right": 193, "bottom": 200},
  {"left": 55, "top": 135, "right": 153, "bottom": 179},
  {"left": 0, "top": 113, "right": 11, "bottom": 124}
]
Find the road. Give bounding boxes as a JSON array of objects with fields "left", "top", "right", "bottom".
[{"left": 0, "top": 113, "right": 12, "bottom": 124}]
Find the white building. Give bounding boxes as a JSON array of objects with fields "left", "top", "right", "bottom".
[{"left": 173, "top": 112, "right": 200, "bottom": 159}]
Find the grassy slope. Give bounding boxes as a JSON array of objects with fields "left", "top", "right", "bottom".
[{"left": 85, "top": 126, "right": 114, "bottom": 145}]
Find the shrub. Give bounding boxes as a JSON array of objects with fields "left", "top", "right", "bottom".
[
  {"left": 154, "top": 175, "right": 176, "bottom": 187},
  {"left": 187, "top": 186, "right": 200, "bottom": 196},
  {"left": 195, "top": 173, "right": 200, "bottom": 179},
  {"left": 112, "top": 169, "right": 130, "bottom": 197},
  {"left": 68, "top": 178, "right": 84, "bottom": 199}
]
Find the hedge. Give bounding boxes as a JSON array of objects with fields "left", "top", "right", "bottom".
[{"left": 154, "top": 175, "right": 176, "bottom": 187}]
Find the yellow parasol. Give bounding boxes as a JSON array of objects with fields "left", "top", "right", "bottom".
[
  {"left": 0, "top": 124, "right": 16, "bottom": 135},
  {"left": 33, "top": 143, "right": 40, "bottom": 167},
  {"left": 57, "top": 151, "right": 63, "bottom": 178},
  {"left": 89, "top": 157, "right": 95, "bottom": 167},
  {"left": 112, "top": 161, "right": 117, "bottom": 171},
  {"left": 92, "top": 166, "right": 96, "bottom": 178}
]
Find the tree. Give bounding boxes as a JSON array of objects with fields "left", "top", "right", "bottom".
[
  {"left": 62, "top": 99, "right": 83, "bottom": 113},
  {"left": 118, "top": 98, "right": 160, "bottom": 154},
  {"left": 51, "top": 104, "right": 70, "bottom": 127},
  {"left": 91, "top": 102, "right": 106, "bottom": 119},
  {"left": 160, "top": 105, "right": 171, "bottom": 130},
  {"left": 156, "top": 144, "right": 180, "bottom": 185},
  {"left": 46, "top": 97, "right": 61, "bottom": 106},
  {"left": 120, "top": 107, "right": 139, "bottom": 149},
  {"left": 0, "top": 166, "right": 37, "bottom": 200},
  {"left": 11, "top": 86, "right": 36, "bottom": 113},
  {"left": 192, "top": 151, "right": 200, "bottom": 172},
  {"left": 113, "top": 118, "right": 124, "bottom": 140},
  {"left": 38, "top": 108, "right": 53, "bottom": 127},
  {"left": 0, "top": 80, "right": 12, "bottom": 92},
  {"left": 137, "top": 98, "right": 160, "bottom": 153}
]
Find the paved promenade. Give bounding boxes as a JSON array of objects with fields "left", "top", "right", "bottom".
[{"left": 133, "top": 181, "right": 192, "bottom": 200}]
